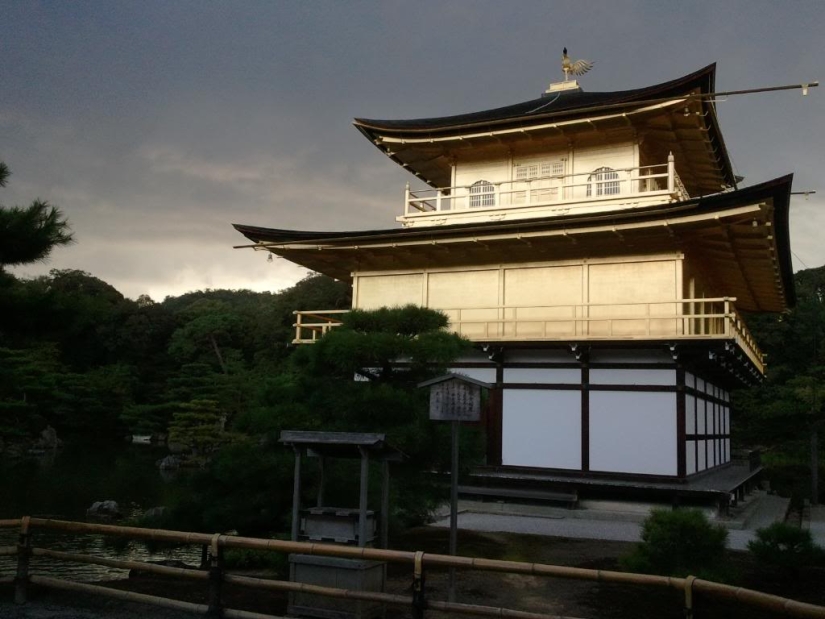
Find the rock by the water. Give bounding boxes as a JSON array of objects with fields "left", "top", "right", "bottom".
[
  {"left": 87, "top": 500, "right": 122, "bottom": 519},
  {"left": 143, "top": 506, "right": 167, "bottom": 520},
  {"left": 157, "top": 455, "right": 181, "bottom": 470}
]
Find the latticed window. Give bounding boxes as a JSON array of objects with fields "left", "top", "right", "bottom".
[
  {"left": 469, "top": 180, "right": 495, "bottom": 207},
  {"left": 586, "top": 167, "right": 620, "bottom": 196}
]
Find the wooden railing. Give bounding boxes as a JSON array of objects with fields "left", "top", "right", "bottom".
[
  {"left": 292, "top": 309, "right": 349, "bottom": 343},
  {"left": 3, "top": 517, "right": 825, "bottom": 618},
  {"left": 403, "top": 154, "right": 688, "bottom": 219},
  {"left": 293, "top": 298, "right": 764, "bottom": 373}
]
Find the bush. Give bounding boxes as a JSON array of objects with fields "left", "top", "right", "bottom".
[
  {"left": 622, "top": 509, "right": 728, "bottom": 577},
  {"left": 748, "top": 522, "right": 825, "bottom": 571}
]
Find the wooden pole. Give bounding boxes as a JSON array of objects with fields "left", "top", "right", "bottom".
[
  {"left": 381, "top": 459, "right": 390, "bottom": 549},
  {"left": 449, "top": 420, "right": 460, "bottom": 602},
  {"left": 30, "top": 575, "right": 209, "bottom": 615},
  {"left": 291, "top": 447, "right": 302, "bottom": 542},
  {"left": 358, "top": 446, "right": 370, "bottom": 548},
  {"left": 14, "top": 516, "right": 31, "bottom": 605},
  {"left": 208, "top": 534, "right": 224, "bottom": 617},
  {"left": 317, "top": 456, "right": 326, "bottom": 508}
]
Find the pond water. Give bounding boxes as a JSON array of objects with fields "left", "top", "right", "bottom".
[{"left": 0, "top": 441, "right": 203, "bottom": 581}]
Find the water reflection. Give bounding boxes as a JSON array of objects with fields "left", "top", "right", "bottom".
[
  {"left": 1, "top": 440, "right": 202, "bottom": 582},
  {"left": 0, "top": 528, "right": 203, "bottom": 582}
]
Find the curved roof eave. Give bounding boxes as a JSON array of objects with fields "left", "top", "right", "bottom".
[
  {"left": 354, "top": 64, "right": 716, "bottom": 135},
  {"left": 233, "top": 175, "right": 794, "bottom": 309},
  {"left": 353, "top": 63, "right": 736, "bottom": 190}
]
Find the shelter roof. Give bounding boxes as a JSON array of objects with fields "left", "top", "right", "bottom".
[
  {"left": 234, "top": 175, "right": 795, "bottom": 313},
  {"left": 279, "top": 430, "right": 405, "bottom": 461}
]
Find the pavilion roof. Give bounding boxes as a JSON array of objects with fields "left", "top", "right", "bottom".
[
  {"left": 233, "top": 175, "right": 795, "bottom": 313},
  {"left": 353, "top": 64, "right": 736, "bottom": 194}
]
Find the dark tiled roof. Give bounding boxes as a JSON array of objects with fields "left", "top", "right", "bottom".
[
  {"left": 354, "top": 64, "right": 716, "bottom": 134},
  {"left": 233, "top": 174, "right": 794, "bottom": 309}
]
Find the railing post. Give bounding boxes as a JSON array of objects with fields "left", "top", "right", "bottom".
[
  {"left": 207, "top": 533, "right": 223, "bottom": 618},
  {"left": 412, "top": 550, "right": 427, "bottom": 619},
  {"left": 436, "top": 189, "right": 442, "bottom": 212},
  {"left": 14, "top": 516, "right": 32, "bottom": 605},
  {"left": 684, "top": 575, "right": 696, "bottom": 618},
  {"left": 405, "top": 182, "right": 411, "bottom": 215},
  {"left": 294, "top": 311, "right": 302, "bottom": 343},
  {"left": 667, "top": 152, "right": 675, "bottom": 194},
  {"left": 723, "top": 299, "right": 731, "bottom": 337}
]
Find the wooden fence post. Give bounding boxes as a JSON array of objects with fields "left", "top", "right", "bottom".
[
  {"left": 207, "top": 534, "right": 223, "bottom": 617},
  {"left": 14, "top": 516, "right": 32, "bottom": 605},
  {"left": 684, "top": 575, "right": 696, "bottom": 618},
  {"left": 411, "top": 550, "right": 426, "bottom": 619}
]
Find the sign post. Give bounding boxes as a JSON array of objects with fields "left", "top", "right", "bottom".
[{"left": 419, "top": 374, "right": 491, "bottom": 603}]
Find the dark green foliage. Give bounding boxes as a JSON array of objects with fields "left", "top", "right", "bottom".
[
  {"left": 170, "top": 443, "right": 296, "bottom": 534},
  {"left": 311, "top": 304, "right": 469, "bottom": 383},
  {"left": 0, "top": 161, "right": 73, "bottom": 269},
  {"left": 734, "top": 265, "right": 825, "bottom": 502},
  {"left": 622, "top": 509, "right": 728, "bottom": 577},
  {"left": 748, "top": 522, "right": 825, "bottom": 571}
]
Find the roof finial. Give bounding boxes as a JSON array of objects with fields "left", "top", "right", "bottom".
[{"left": 562, "top": 47, "right": 593, "bottom": 81}]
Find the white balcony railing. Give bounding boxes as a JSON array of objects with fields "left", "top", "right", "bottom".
[
  {"left": 402, "top": 154, "right": 688, "bottom": 220},
  {"left": 293, "top": 298, "right": 764, "bottom": 373}
]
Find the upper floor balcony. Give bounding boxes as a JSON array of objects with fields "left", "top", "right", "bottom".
[
  {"left": 399, "top": 154, "right": 689, "bottom": 227},
  {"left": 292, "top": 297, "right": 764, "bottom": 375}
]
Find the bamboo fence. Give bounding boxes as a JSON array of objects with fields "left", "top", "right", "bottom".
[{"left": 0, "top": 517, "right": 824, "bottom": 619}]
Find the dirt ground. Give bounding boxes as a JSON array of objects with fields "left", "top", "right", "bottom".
[{"left": 3, "top": 527, "right": 825, "bottom": 619}]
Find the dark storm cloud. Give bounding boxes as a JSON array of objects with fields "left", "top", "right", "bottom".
[{"left": 2, "top": 1, "right": 823, "bottom": 298}]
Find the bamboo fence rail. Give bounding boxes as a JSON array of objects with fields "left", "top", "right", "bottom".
[
  {"left": 1, "top": 517, "right": 824, "bottom": 619},
  {"left": 0, "top": 546, "right": 18, "bottom": 557},
  {"left": 0, "top": 519, "right": 21, "bottom": 528}
]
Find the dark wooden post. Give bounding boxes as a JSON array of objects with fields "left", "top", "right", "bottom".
[
  {"left": 207, "top": 533, "right": 223, "bottom": 617},
  {"left": 291, "top": 446, "right": 303, "bottom": 542},
  {"left": 358, "top": 446, "right": 370, "bottom": 548},
  {"left": 380, "top": 459, "right": 390, "bottom": 549},
  {"left": 317, "top": 455, "right": 326, "bottom": 508},
  {"left": 14, "top": 516, "right": 32, "bottom": 605},
  {"left": 411, "top": 550, "right": 426, "bottom": 619}
]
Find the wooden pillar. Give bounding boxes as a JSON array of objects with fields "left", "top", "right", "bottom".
[
  {"left": 317, "top": 456, "right": 326, "bottom": 508},
  {"left": 14, "top": 516, "right": 31, "bottom": 605},
  {"left": 581, "top": 361, "right": 590, "bottom": 472},
  {"left": 291, "top": 447, "right": 303, "bottom": 542},
  {"left": 380, "top": 459, "right": 390, "bottom": 549},
  {"left": 358, "top": 446, "right": 370, "bottom": 548},
  {"left": 207, "top": 534, "right": 223, "bottom": 618}
]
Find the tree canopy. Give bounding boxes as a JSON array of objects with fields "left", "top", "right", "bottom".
[{"left": 0, "top": 162, "right": 74, "bottom": 269}]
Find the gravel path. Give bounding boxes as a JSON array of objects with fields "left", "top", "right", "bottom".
[{"left": 432, "top": 512, "right": 761, "bottom": 550}]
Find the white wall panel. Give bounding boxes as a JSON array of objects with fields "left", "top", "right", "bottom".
[
  {"left": 589, "top": 391, "right": 677, "bottom": 476},
  {"left": 590, "top": 369, "right": 675, "bottom": 386},
  {"left": 698, "top": 441, "right": 707, "bottom": 471},
  {"left": 355, "top": 274, "right": 423, "bottom": 309},
  {"left": 502, "top": 390, "right": 581, "bottom": 469},
  {"left": 685, "top": 372, "right": 695, "bottom": 388},
  {"left": 697, "top": 401, "right": 706, "bottom": 433},
  {"left": 724, "top": 439, "right": 731, "bottom": 463},
  {"left": 503, "top": 368, "right": 581, "bottom": 384},
  {"left": 686, "top": 441, "right": 697, "bottom": 475}
]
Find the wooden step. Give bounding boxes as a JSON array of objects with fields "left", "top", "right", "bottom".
[{"left": 458, "top": 485, "right": 578, "bottom": 507}]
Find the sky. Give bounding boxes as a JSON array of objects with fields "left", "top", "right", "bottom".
[{"left": 2, "top": 1, "right": 824, "bottom": 301}]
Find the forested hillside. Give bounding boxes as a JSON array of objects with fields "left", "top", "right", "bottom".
[{"left": 0, "top": 269, "right": 351, "bottom": 448}]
